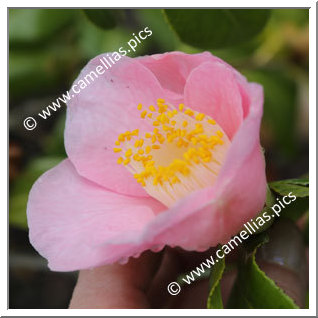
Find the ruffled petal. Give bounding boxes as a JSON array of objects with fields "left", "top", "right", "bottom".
[
  {"left": 184, "top": 61, "right": 244, "bottom": 139},
  {"left": 137, "top": 51, "right": 220, "bottom": 95}
]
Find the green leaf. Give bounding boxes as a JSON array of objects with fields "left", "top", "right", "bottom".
[
  {"left": 280, "top": 178, "right": 309, "bottom": 186},
  {"left": 9, "top": 156, "right": 63, "bottom": 229},
  {"left": 227, "top": 232, "right": 299, "bottom": 309},
  {"left": 83, "top": 9, "right": 117, "bottom": 30},
  {"left": 281, "top": 197, "right": 308, "bottom": 221},
  {"left": 163, "top": 9, "right": 271, "bottom": 49},
  {"left": 269, "top": 178, "right": 309, "bottom": 198},
  {"left": 207, "top": 254, "right": 225, "bottom": 308},
  {"left": 268, "top": 178, "right": 309, "bottom": 220},
  {"left": 135, "top": 9, "right": 177, "bottom": 52}
]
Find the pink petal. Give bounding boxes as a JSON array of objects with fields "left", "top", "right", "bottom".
[
  {"left": 137, "top": 51, "right": 220, "bottom": 95},
  {"left": 65, "top": 54, "right": 177, "bottom": 197},
  {"left": 184, "top": 61, "right": 244, "bottom": 139},
  {"left": 142, "top": 83, "right": 266, "bottom": 250},
  {"left": 27, "top": 159, "right": 165, "bottom": 271}
]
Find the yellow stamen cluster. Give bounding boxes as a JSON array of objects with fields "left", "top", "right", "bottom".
[{"left": 113, "top": 99, "right": 230, "bottom": 207}]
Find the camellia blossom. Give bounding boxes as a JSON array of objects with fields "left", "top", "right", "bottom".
[{"left": 27, "top": 51, "right": 267, "bottom": 271}]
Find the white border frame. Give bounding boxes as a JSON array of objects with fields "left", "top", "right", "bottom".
[{"left": 4, "top": 1, "right": 316, "bottom": 316}]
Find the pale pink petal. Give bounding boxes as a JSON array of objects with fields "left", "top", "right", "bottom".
[
  {"left": 27, "top": 159, "right": 165, "bottom": 271},
  {"left": 184, "top": 61, "right": 244, "bottom": 139},
  {"left": 137, "top": 51, "right": 220, "bottom": 95},
  {"left": 65, "top": 54, "right": 178, "bottom": 197},
  {"left": 238, "top": 81, "right": 252, "bottom": 118}
]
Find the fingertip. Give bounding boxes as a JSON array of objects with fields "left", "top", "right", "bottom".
[{"left": 69, "top": 250, "right": 162, "bottom": 309}]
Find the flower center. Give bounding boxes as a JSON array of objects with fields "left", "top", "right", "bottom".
[{"left": 113, "top": 99, "right": 231, "bottom": 207}]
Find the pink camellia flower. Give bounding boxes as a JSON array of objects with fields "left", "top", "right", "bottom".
[{"left": 27, "top": 51, "right": 266, "bottom": 271}]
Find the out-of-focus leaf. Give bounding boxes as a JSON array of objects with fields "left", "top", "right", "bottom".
[
  {"left": 210, "top": 39, "right": 260, "bottom": 65},
  {"left": 9, "top": 9, "right": 75, "bottom": 45},
  {"left": 269, "top": 178, "right": 309, "bottom": 197},
  {"left": 77, "top": 17, "right": 105, "bottom": 57},
  {"left": 272, "top": 9, "right": 309, "bottom": 26},
  {"left": 78, "top": 11, "right": 141, "bottom": 57},
  {"left": 135, "top": 9, "right": 177, "bottom": 52},
  {"left": 9, "top": 51, "right": 61, "bottom": 99},
  {"left": 227, "top": 231, "right": 299, "bottom": 308},
  {"left": 207, "top": 256, "right": 225, "bottom": 308},
  {"left": 9, "top": 157, "right": 63, "bottom": 229},
  {"left": 43, "top": 114, "right": 66, "bottom": 157},
  {"left": 78, "top": 19, "right": 133, "bottom": 58},
  {"left": 83, "top": 9, "right": 117, "bottom": 30},
  {"left": 10, "top": 43, "right": 79, "bottom": 100},
  {"left": 243, "top": 69, "right": 297, "bottom": 156},
  {"left": 163, "top": 9, "right": 271, "bottom": 49}
]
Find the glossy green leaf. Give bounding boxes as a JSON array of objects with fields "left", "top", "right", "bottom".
[
  {"left": 83, "top": 9, "right": 117, "bottom": 30},
  {"left": 163, "top": 9, "right": 271, "bottom": 49},
  {"left": 280, "top": 197, "right": 309, "bottom": 221},
  {"left": 207, "top": 254, "right": 225, "bottom": 308},
  {"left": 268, "top": 178, "right": 309, "bottom": 220},
  {"left": 227, "top": 232, "right": 299, "bottom": 309},
  {"left": 269, "top": 177, "right": 309, "bottom": 198},
  {"left": 282, "top": 178, "right": 309, "bottom": 186}
]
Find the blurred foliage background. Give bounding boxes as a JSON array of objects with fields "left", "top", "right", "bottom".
[{"left": 9, "top": 9, "right": 308, "bottom": 308}]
